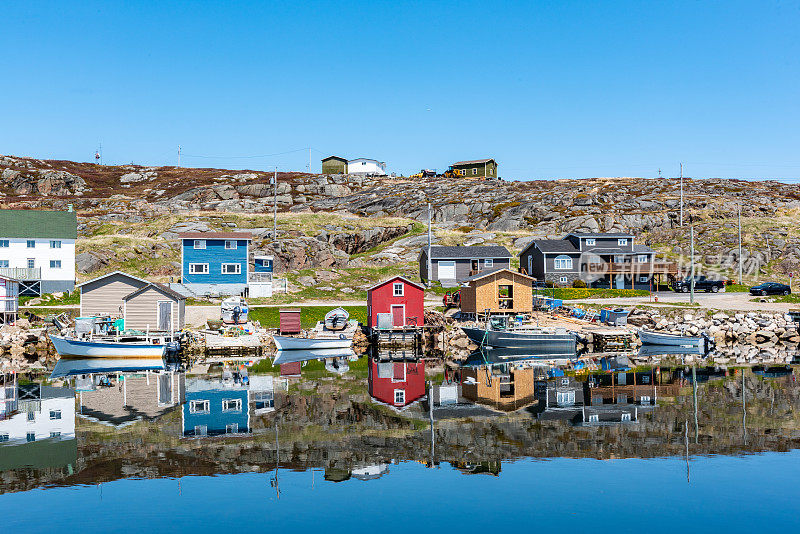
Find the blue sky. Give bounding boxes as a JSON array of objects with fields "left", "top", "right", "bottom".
[{"left": 1, "top": 1, "right": 799, "bottom": 180}]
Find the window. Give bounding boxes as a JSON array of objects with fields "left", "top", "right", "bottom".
[
  {"left": 189, "top": 400, "right": 210, "bottom": 414},
  {"left": 556, "top": 391, "right": 576, "bottom": 406},
  {"left": 472, "top": 168, "right": 477, "bottom": 175},
  {"left": 618, "top": 238, "right": 628, "bottom": 246},
  {"left": 193, "top": 239, "right": 206, "bottom": 250},
  {"left": 394, "top": 389, "right": 406, "bottom": 405},
  {"left": 27, "top": 411, "right": 35, "bottom": 422},
  {"left": 588, "top": 414, "right": 599, "bottom": 422},
  {"left": 638, "top": 255, "right": 648, "bottom": 263},
  {"left": 554, "top": 255, "right": 573, "bottom": 270},
  {"left": 189, "top": 263, "right": 209, "bottom": 274},
  {"left": 50, "top": 240, "right": 61, "bottom": 249},
  {"left": 0, "top": 240, "right": 8, "bottom": 248},
  {"left": 225, "top": 240, "right": 237, "bottom": 249},
  {"left": 484, "top": 258, "right": 493, "bottom": 268},
  {"left": 0, "top": 433, "right": 8, "bottom": 442},
  {"left": 50, "top": 432, "right": 61, "bottom": 438},
  {"left": 0, "top": 260, "right": 8, "bottom": 268},
  {"left": 639, "top": 276, "right": 648, "bottom": 283},
  {"left": 559, "top": 276, "right": 568, "bottom": 284},
  {"left": 49, "top": 410, "right": 62, "bottom": 420},
  {"left": 561, "top": 378, "right": 569, "bottom": 386},
  {"left": 50, "top": 260, "right": 62, "bottom": 269},
  {"left": 27, "top": 258, "right": 35, "bottom": 269},
  {"left": 640, "top": 395, "right": 651, "bottom": 405},
  {"left": 461, "top": 169, "right": 467, "bottom": 176},
  {"left": 222, "top": 398, "right": 242, "bottom": 412},
  {"left": 27, "top": 432, "right": 36, "bottom": 442},
  {"left": 27, "top": 240, "right": 35, "bottom": 248},
  {"left": 225, "top": 423, "right": 239, "bottom": 434},
  {"left": 585, "top": 238, "right": 596, "bottom": 246},
  {"left": 393, "top": 282, "right": 404, "bottom": 296},
  {"left": 221, "top": 263, "right": 241, "bottom": 275},
  {"left": 621, "top": 413, "right": 632, "bottom": 422}
]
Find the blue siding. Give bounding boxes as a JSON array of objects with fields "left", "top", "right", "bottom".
[
  {"left": 183, "top": 389, "right": 249, "bottom": 436},
  {"left": 253, "top": 258, "right": 273, "bottom": 273},
  {"left": 182, "top": 239, "right": 248, "bottom": 285}
]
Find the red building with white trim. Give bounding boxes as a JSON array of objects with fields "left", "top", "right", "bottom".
[
  {"left": 368, "top": 358, "right": 426, "bottom": 408},
  {"left": 366, "top": 276, "right": 425, "bottom": 329}
]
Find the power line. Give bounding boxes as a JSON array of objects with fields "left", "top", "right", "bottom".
[{"left": 181, "top": 147, "right": 311, "bottom": 160}]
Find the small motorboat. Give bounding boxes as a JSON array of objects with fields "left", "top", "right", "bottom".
[
  {"left": 324, "top": 307, "right": 349, "bottom": 331},
  {"left": 49, "top": 334, "right": 166, "bottom": 359},
  {"left": 461, "top": 326, "right": 577, "bottom": 353},
  {"left": 272, "top": 334, "right": 353, "bottom": 350},
  {"left": 639, "top": 330, "right": 708, "bottom": 348},
  {"left": 221, "top": 297, "right": 249, "bottom": 324}
]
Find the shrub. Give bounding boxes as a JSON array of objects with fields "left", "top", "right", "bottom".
[{"left": 572, "top": 279, "right": 587, "bottom": 288}]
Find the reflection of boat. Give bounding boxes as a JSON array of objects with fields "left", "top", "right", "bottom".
[
  {"left": 637, "top": 344, "right": 704, "bottom": 358},
  {"left": 352, "top": 464, "right": 389, "bottom": 481},
  {"left": 461, "top": 326, "right": 576, "bottom": 353},
  {"left": 324, "top": 307, "right": 349, "bottom": 331},
  {"left": 49, "top": 334, "right": 166, "bottom": 359},
  {"left": 273, "top": 348, "right": 354, "bottom": 365},
  {"left": 639, "top": 330, "right": 707, "bottom": 347},
  {"left": 463, "top": 347, "right": 569, "bottom": 367},
  {"left": 272, "top": 334, "right": 352, "bottom": 350},
  {"left": 49, "top": 357, "right": 165, "bottom": 379},
  {"left": 221, "top": 297, "right": 249, "bottom": 324},
  {"left": 752, "top": 365, "right": 793, "bottom": 378}
]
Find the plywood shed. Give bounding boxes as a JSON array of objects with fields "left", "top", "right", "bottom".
[{"left": 459, "top": 268, "right": 535, "bottom": 315}]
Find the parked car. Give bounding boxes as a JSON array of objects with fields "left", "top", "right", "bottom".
[
  {"left": 749, "top": 282, "right": 791, "bottom": 296},
  {"left": 671, "top": 276, "right": 726, "bottom": 293}
]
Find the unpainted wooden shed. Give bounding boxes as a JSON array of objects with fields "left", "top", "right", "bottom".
[{"left": 459, "top": 268, "right": 535, "bottom": 315}]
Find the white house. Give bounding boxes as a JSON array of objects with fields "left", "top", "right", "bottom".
[
  {"left": 0, "top": 209, "right": 77, "bottom": 295},
  {"left": 347, "top": 158, "right": 387, "bottom": 176}
]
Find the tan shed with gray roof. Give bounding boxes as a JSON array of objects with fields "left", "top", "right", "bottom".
[
  {"left": 78, "top": 271, "right": 149, "bottom": 318},
  {"left": 123, "top": 283, "right": 186, "bottom": 332}
]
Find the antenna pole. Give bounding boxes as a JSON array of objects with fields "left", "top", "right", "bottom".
[
  {"left": 680, "top": 162, "right": 684, "bottom": 227},
  {"left": 177, "top": 145, "right": 181, "bottom": 167},
  {"left": 738, "top": 204, "right": 743, "bottom": 286},
  {"left": 690, "top": 224, "right": 695, "bottom": 304},
  {"left": 308, "top": 147, "right": 312, "bottom": 173},
  {"left": 273, "top": 167, "right": 278, "bottom": 239}
]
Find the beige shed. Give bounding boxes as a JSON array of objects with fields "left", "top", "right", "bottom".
[
  {"left": 78, "top": 271, "right": 149, "bottom": 318},
  {"left": 459, "top": 268, "right": 535, "bottom": 315},
  {"left": 123, "top": 283, "right": 186, "bottom": 332}
]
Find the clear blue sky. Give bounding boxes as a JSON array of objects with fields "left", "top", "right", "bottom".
[{"left": 2, "top": 1, "right": 799, "bottom": 180}]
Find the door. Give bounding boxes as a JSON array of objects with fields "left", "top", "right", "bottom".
[
  {"left": 615, "top": 274, "right": 625, "bottom": 289},
  {"left": 470, "top": 259, "right": 479, "bottom": 272},
  {"left": 391, "top": 305, "right": 405, "bottom": 327},
  {"left": 438, "top": 260, "right": 456, "bottom": 280},
  {"left": 158, "top": 301, "right": 172, "bottom": 331},
  {"left": 158, "top": 373, "right": 173, "bottom": 405}
]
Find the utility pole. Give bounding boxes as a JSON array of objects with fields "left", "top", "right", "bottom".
[
  {"left": 680, "top": 162, "right": 684, "bottom": 227},
  {"left": 427, "top": 203, "right": 432, "bottom": 286},
  {"left": 177, "top": 145, "right": 181, "bottom": 167},
  {"left": 308, "top": 147, "right": 312, "bottom": 173},
  {"left": 690, "top": 223, "right": 695, "bottom": 304},
  {"left": 738, "top": 203, "right": 743, "bottom": 285},
  {"left": 273, "top": 167, "right": 278, "bottom": 239}
]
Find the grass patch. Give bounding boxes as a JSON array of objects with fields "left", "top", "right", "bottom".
[
  {"left": 19, "top": 291, "right": 80, "bottom": 306},
  {"left": 550, "top": 288, "right": 650, "bottom": 300},
  {"left": 248, "top": 305, "right": 368, "bottom": 329},
  {"left": 750, "top": 294, "right": 800, "bottom": 303}
]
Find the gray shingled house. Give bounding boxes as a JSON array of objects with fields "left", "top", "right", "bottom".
[
  {"left": 519, "top": 232, "right": 677, "bottom": 289},
  {"left": 419, "top": 245, "right": 512, "bottom": 283}
]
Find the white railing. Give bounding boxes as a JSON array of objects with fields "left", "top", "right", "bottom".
[
  {"left": 248, "top": 272, "right": 273, "bottom": 283},
  {"left": 0, "top": 267, "right": 41, "bottom": 280}
]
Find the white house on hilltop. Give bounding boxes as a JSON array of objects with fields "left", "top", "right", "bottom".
[{"left": 347, "top": 158, "right": 387, "bottom": 176}]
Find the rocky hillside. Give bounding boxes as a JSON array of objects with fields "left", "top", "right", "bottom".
[{"left": 3, "top": 154, "right": 800, "bottom": 293}]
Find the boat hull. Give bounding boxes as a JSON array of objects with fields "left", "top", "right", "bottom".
[
  {"left": 639, "top": 330, "right": 704, "bottom": 347},
  {"left": 272, "top": 335, "right": 353, "bottom": 350},
  {"left": 461, "top": 327, "right": 576, "bottom": 353},
  {"left": 49, "top": 334, "right": 166, "bottom": 359}
]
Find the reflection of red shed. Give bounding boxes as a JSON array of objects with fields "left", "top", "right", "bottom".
[
  {"left": 366, "top": 276, "right": 425, "bottom": 329},
  {"left": 368, "top": 358, "right": 426, "bottom": 408}
]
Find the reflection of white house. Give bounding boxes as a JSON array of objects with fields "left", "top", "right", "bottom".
[
  {"left": 0, "top": 384, "right": 75, "bottom": 444},
  {"left": 347, "top": 158, "right": 387, "bottom": 176}
]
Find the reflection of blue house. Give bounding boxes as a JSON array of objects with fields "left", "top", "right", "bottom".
[
  {"left": 178, "top": 232, "right": 252, "bottom": 296},
  {"left": 182, "top": 379, "right": 250, "bottom": 437}
]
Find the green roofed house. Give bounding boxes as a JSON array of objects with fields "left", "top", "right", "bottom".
[
  {"left": 0, "top": 208, "right": 78, "bottom": 295},
  {"left": 451, "top": 158, "right": 498, "bottom": 179}
]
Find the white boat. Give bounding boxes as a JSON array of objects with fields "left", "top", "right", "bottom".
[
  {"left": 221, "top": 297, "right": 249, "bottom": 324},
  {"left": 639, "top": 330, "right": 707, "bottom": 348},
  {"left": 272, "top": 334, "right": 353, "bottom": 350},
  {"left": 324, "top": 307, "right": 349, "bottom": 331},
  {"left": 49, "top": 334, "right": 166, "bottom": 359},
  {"left": 273, "top": 347, "right": 354, "bottom": 365}
]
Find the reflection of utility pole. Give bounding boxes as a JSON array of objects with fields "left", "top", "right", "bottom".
[
  {"left": 692, "top": 365, "right": 698, "bottom": 444},
  {"left": 428, "top": 380, "right": 435, "bottom": 465},
  {"left": 271, "top": 418, "right": 280, "bottom": 499},
  {"left": 742, "top": 371, "right": 747, "bottom": 446},
  {"left": 684, "top": 419, "right": 690, "bottom": 484},
  {"left": 690, "top": 224, "right": 695, "bottom": 304}
]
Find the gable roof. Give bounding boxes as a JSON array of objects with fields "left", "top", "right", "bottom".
[
  {"left": 462, "top": 267, "right": 535, "bottom": 283},
  {"left": 452, "top": 158, "right": 495, "bottom": 166},
  {"left": 123, "top": 282, "right": 186, "bottom": 301},
  {"left": 76, "top": 270, "right": 149, "bottom": 289},
  {"left": 568, "top": 232, "right": 634, "bottom": 238},
  {"left": 322, "top": 155, "right": 348, "bottom": 162},
  {"left": 178, "top": 232, "right": 252, "bottom": 240},
  {"left": 367, "top": 275, "right": 425, "bottom": 292},
  {"left": 348, "top": 158, "right": 385, "bottom": 165},
  {"left": 0, "top": 209, "right": 77, "bottom": 239},
  {"left": 423, "top": 245, "right": 511, "bottom": 259},
  {"left": 530, "top": 240, "right": 579, "bottom": 253}
]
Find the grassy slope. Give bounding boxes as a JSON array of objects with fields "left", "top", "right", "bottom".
[{"left": 248, "top": 305, "right": 368, "bottom": 329}]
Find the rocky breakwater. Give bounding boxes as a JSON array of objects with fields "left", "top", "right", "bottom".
[{"left": 0, "top": 321, "right": 53, "bottom": 372}]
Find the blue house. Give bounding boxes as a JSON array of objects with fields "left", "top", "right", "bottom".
[
  {"left": 179, "top": 231, "right": 252, "bottom": 296},
  {"left": 182, "top": 379, "right": 250, "bottom": 437}
]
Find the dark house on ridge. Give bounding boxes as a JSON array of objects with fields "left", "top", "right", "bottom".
[
  {"left": 518, "top": 232, "right": 677, "bottom": 289},
  {"left": 450, "top": 158, "right": 498, "bottom": 179},
  {"left": 419, "top": 245, "right": 511, "bottom": 283}
]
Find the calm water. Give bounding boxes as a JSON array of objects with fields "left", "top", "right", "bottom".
[{"left": 2, "top": 363, "right": 799, "bottom": 532}]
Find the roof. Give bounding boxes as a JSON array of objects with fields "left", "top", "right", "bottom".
[
  {"left": 123, "top": 282, "right": 186, "bottom": 301},
  {"left": 462, "top": 267, "right": 535, "bottom": 283},
  {"left": 178, "top": 232, "right": 253, "bottom": 240},
  {"left": 452, "top": 158, "right": 495, "bottom": 166},
  {"left": 633, "top": 244, "right": 655, "bottom": 253},
  {"left": 0, "top": 274, "right": 19, "bottom": 282},
  {"left": 531, "top": 240, "right": 579, "bottom": 253},
  {"left": 321, "top": 155, "right": 348, "bottom": 162},
  {"left": 568, "top": 232, "right": 634, "bottom": 238},
  {"left": 76, "top": 270, "right": 149, "bottom": 289},
  {"left": 348, "top": 158, "right": 385, "bottom": 165},
  {"left": 0, "top": 209, "right": 77, "bottom": 239},
  {"left": 423, "top": 245, "right": 511, "bottom": 259},
  {"left": 367, "top": 276, "right": 425, "bottom": 292}
]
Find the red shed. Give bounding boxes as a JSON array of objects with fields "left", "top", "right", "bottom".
[
  {"left": 368, "top": 358, "right": 426, "bottom": 408},
  {"left": 279, "top": 309, "right": 302, "bottom": 334},
  {"left": 366, "top": 276, "right": 425, "bottom": 329}
]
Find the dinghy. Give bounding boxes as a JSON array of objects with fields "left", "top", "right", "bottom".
[
  {"left": 639, "top": 330, "right": 708, "bottom": 348},
  {"left": 324, "top": 307, "right": 349, "bottom": 331}
]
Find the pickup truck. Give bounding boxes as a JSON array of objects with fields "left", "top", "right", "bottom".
[{"left": 671, "top": 276, "right": 726, "bottom": 293}]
